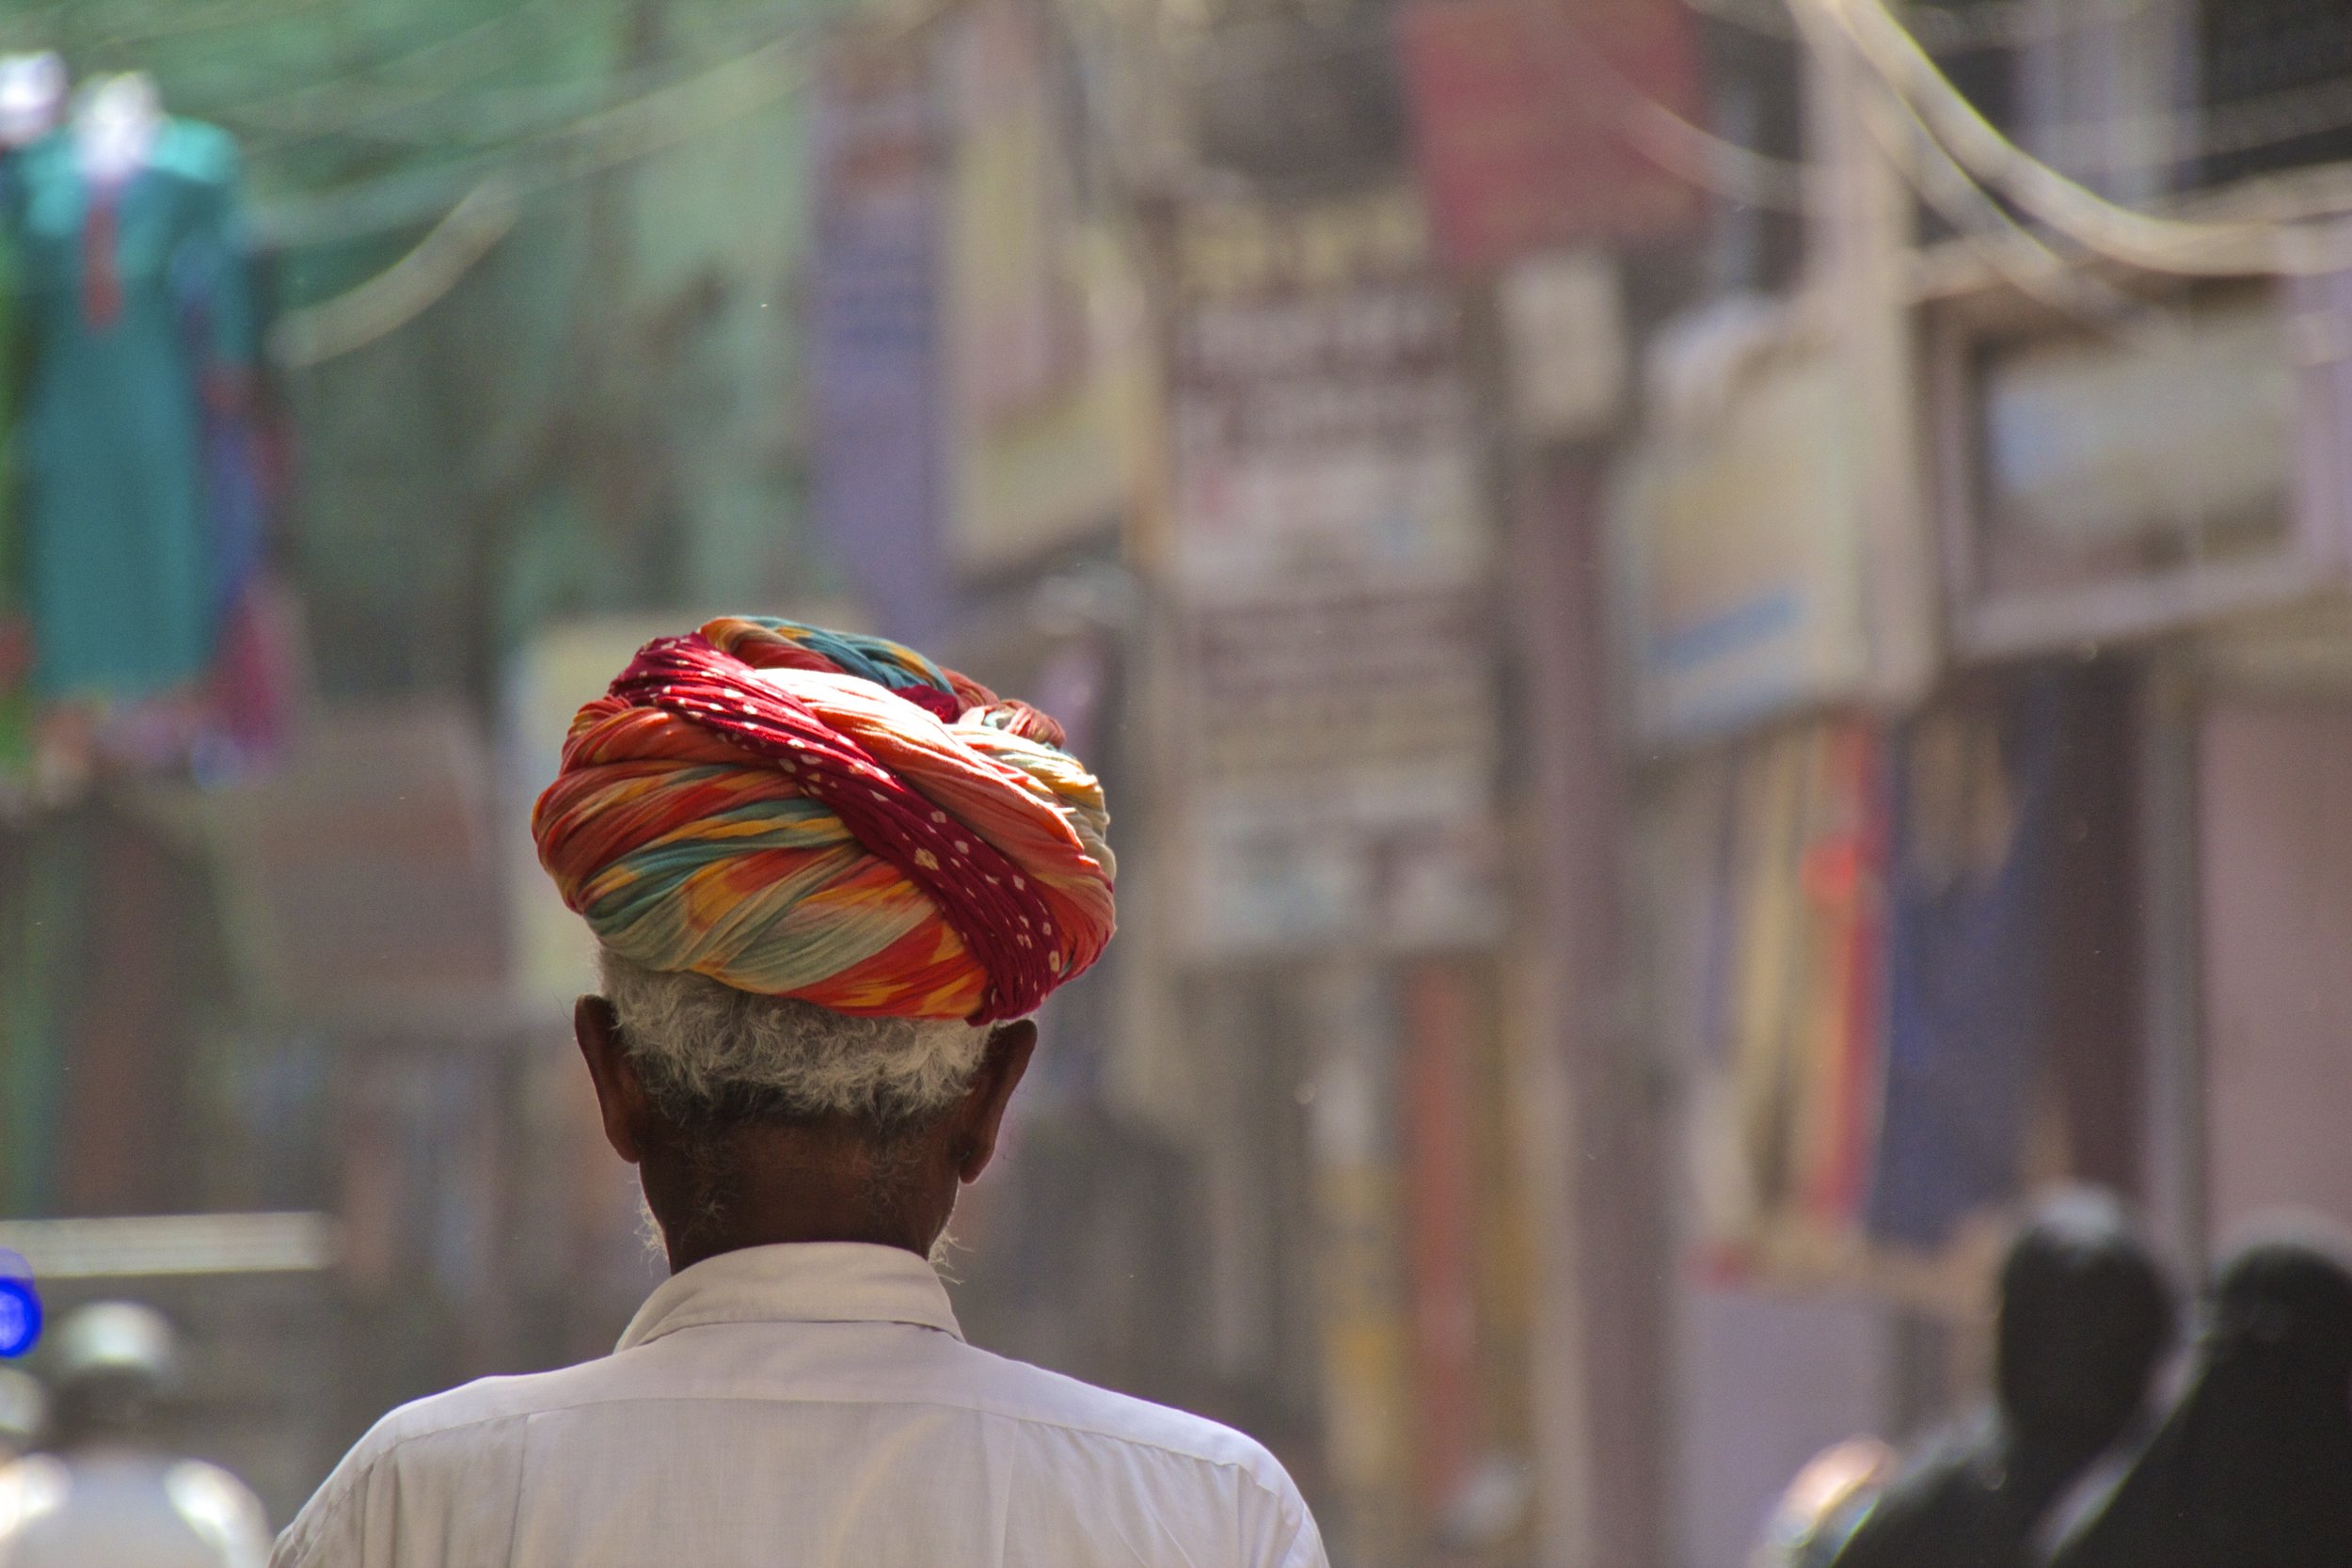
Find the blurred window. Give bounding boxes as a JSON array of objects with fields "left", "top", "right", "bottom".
[
  {"left": 2197, "top": 0, "right": 2352, "bottom": 187},
  {"left": 1697, "top": 14, "right": 1805, "bottom": 293}
]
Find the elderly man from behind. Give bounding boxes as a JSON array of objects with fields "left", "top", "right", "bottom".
[{"left": 272, "top": 619, "right": 1324, "bottom": 1568}]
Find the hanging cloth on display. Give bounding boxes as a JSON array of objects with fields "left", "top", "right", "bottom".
[
  {"left": 1690, "top": 718, "right": 1889, "bottom": 1272},
  {"left": 12, "top": 73, "right": 253, "bottom": 710},
  {"left": 1863, "top": 674, "right": 2066, "bottom": 1252},
  {"left": 0, "top": 188, "right": 24, "bottom": 782},
  {"left": 0, "top": 54, "right": 63, "bottom": 786}
]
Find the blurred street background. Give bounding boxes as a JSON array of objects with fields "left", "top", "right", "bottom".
[{"left": 2, "top": 0, "right": 2351, "bottom": 1564}]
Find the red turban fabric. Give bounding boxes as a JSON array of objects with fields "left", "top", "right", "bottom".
[{"left": 532, "top": 618, "right": 1114, "bottom": 1022}]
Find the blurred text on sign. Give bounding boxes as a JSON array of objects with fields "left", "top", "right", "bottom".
[{"left": 1158, "top": 193, "right": 1500, "bottom": 958}]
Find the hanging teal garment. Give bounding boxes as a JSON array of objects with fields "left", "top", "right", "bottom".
[
  {"left": 0, "top": 153, "right": 29, "bottom": 780},
  {"left": 14, "top": 119, "right": 251, "bottom": 704}
]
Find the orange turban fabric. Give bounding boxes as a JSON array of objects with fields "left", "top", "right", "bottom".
[{"left": 532, "top": 618, "right": 1114, "bottom": 1022}]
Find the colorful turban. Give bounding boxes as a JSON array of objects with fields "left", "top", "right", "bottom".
[{"left": 532, "top": 617, "right": 1115, "bottom": 1022}]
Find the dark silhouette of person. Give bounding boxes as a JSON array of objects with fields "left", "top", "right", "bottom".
[
  {"left": 1830, "top": 1191, "right": 2175, "bottom": 1568},
  {"left": 2045, "top": 1231, "right": 2352, "bottom": 1568}
]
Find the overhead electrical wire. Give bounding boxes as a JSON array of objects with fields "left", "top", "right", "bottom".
[
  {"left": 261, "top": 0, "right": 947, "bottom": 362},
  {"left": 11, "top": 0, "right": 338, "bottom": 55},
  {"left": 1837, "top": 36, "right": 2154, "bottom": 327},
  {"left": 89, "top": 0, "right": 334, "bottom": 48},
  {"left": 1622, "top": 95, "right": 1814, "bottom": 213},
  {"left": 1797, "top": 0, "right": 2346, "bottom": 276},
  {"left": 1681, "top": 0, "right": 2161, "bottom": 56},
  {"left": 2031, "top": 67, "right": 2352, "bottom": 180},
  {"left": 224, "top": 8, "right": 804, "bottom": 151},
  {"left": 269, "top": 174, "right": 519, "bottom": 364},
  {"left": 1682, "top": 0, "right": 2352, "bottom": 283},
  {"left": 1639, "top": 0, "right": 2352, "bottom": 215},
  {"left": 252, "top": 15, "right": 820, "bottom": 246},
  {"left": 1578, "top": 0, "right": 2214, "bottom": 333},
  {"left": 260, "top": 38, "right": 815, "bottom": 349},
  {"left": 220, "top": 8, "right": 549, "bottom": 146},
  {"left": 1713, "top": 0, "right": 2167, "bottom": 347},
  {"left": 1559, "top": 0, "right": 2243, "bottom": 336}
]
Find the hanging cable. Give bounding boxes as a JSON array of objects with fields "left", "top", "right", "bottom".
[
  {"left": 1620, "top": 88, "right": 1815, "bottom": 212},
  {"left": 1683, "top": 0, "right": 2162, "bottom": 56},
  {"left": 258, "top": 0, "right": 957, "bottom": 355},
  {"left": 2030, "top": 68, "right": 2352, "bottom": 181},
  {"left": 251, "top": 18, "right": 819, "bottom": 247},
  {"left": 269, "top": 175, "right": 519, "bottom": 365},
  {"left": 1519, "top": 0, "right": 1820, "bottom": 212},
  {"left": 1755, "top": 0, "right": 2160, "bottom": 336},
  {"left": 1797, "top": 0, "right": 2338, "bottom": 276},
  {"left": 1853, "top": 55, "right": 2159, "bottom": 327},
  {"left": 85, "top": 0, "right": 333, "bottom": 50},
  {"left": 224, "top": 6, "right": 804, "bottom": 153},
  {"left": 221, "top": 8, "right": 548, "bottom": 142}
]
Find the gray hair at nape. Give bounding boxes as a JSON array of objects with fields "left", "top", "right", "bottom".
[{"left": 596, "top": 950, "right": 994, "bottom": 1131}]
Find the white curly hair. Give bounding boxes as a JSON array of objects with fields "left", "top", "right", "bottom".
[{"left": 597, "top": 949, "right": 993, "bottom": 1129}]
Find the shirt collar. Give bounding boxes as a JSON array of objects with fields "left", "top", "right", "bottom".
[{"left": 615, "top": 1242, "right": 964, "bottom": 1353}]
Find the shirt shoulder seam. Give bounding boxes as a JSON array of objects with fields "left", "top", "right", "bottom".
[{"left": 278, "top": 1458, "right": 365, "bottom": 1566}]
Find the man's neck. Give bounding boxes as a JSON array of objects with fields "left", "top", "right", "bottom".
[{"left": 648, "top": 1121, "right": 944, "bottom": 1275}]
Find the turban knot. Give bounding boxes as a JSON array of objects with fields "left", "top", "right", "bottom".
[{"left": 532, "top": 617, "right": 1115, "bottom": 1022}]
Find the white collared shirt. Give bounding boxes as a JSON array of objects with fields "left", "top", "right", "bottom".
[{"left": 271, "top": 1243, "right": 1326, "bottom": 1568}]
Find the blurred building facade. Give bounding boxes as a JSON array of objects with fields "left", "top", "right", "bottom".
[{"left": 8, "top": 0, "right": 2352, "bottom": 1565}]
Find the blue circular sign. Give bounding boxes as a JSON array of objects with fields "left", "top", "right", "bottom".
[{"left": 0, "top": 1277, "right": 39, "bottom": 1359}]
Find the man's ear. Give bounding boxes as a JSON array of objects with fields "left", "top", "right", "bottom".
[
  {"left": 575, "top": 994, "right": 651, "bottom": 1164},
  {"left": 952, "top": 1020, "right": 1037, "bottom": 1183}
]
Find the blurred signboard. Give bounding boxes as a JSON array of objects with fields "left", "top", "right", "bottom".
[
  {"left": 1167, "top": 192, "right": 1483, "bottom": 590},
  {"left": 1929, "top": 270, "right": 2352, "bottom": 656},
  {"left": 949, "top": 231, "right": 1150, "bottom": 575},
  {"left": 1176, "top": 573, "right": 1502, "bottom": 954},
  {"left": 941, "top": 0, "right": 1145, "bottom": 574},
  {"left": 1498, "top": 248, "right": 1627, "bottom": 441},
  {"left": 808, "top": 32, "right": 951, "bottom": 644},
  {"left": 1394, "top": 0, "right": 1705, "bottom": 275},
  {"left": 1162, "top": 193, "right": 1500, "bottom": 958},
  {"left": 1611, "top": 324, "right": 1874, "bottom": 745}
]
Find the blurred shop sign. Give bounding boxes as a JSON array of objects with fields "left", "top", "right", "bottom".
[
  {"left": 1612, "top": 314, "right": 1873, "bottom": 746},
  {"left": 1498, "top": 249, "right": 1626, "bottom": 441},
  {"left": 1929, "top": 272, "right": 2352, "bottom": 655},
  {"left": 1176, "top": 574, "right": 1501, "bottom": 955},
  {"left": 949, "top": 230, "right": 1150, "bottom": 575},
  {"left": 808, "top": 29, "right": 951, "bottom": 643},
  {"left": 1167, "top": 192, "right": 1482, "bottom": 590},
  {"left": 1161, "top": 193, "right": 1501, "bottom": 958},
  {"left": 1179, "top": 578, "right": 1493, "bottom": 782},
  {"left": 942, "top": 0, "right": 1146, "bottom": 574},
  {"left": 1394, "top": 0, "right": 1704, "bottom": 275}
]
